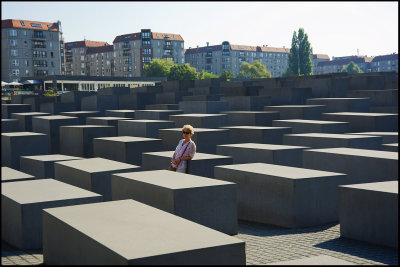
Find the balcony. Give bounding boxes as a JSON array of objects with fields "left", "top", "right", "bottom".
[
  {"left": 206, "top": 52, "right": 213, "bottom": 58},
  {"left": 32, "top": 34, "right": 45, "bottom": 39},
  {"left": 33, "top": 44, "right": 46, "bottom": 49},
  {"left": 122, "top": 53, "right": 131, "bottom": 57},
  {"left": 122, "top": 44, "right": 131, "bottom": 49},
  {"left": 164, "top": 44, "right": 173, "bottom": 50}
]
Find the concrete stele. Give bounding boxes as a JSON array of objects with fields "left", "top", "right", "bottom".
[{"left": 1, "top": 167, "right": 35, "bottom": 183}]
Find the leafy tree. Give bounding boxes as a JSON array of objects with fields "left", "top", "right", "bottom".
[
  {"left": 143, "top": 58, "right": 174, "bottom": 77},
  {"left": 341, "top": 61, "right": 363, "bottom": 74},
  {"left": 199, "top": 70, "right": 219, "bottom": 79},
  {"left": 237, "top": 60, "right": 271, "bottom": 79},
  {"left": 288, "top": 28, "right": 313, "bottom": 76},
  {"left": 288, "top": 31, "right": 299, "bottom": 75},
  {"left": 219, "top": 70, "right": 235, "bottom": 80},
  {"left": 167, "top": 63, "right": 199, "bottom": 81}
]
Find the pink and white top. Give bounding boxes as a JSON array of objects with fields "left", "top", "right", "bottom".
[{"left": 171, "top": 139, "right": 196, "bottom": 169}]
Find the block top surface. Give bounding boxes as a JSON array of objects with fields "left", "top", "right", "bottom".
[
  {"left": 350, "top": 132, "right": 398, "bottom": 137},
  {"left": 2, "top": 119, "right": 18, "bottom": 122},
  {"left": 105, "top": 110, "right": 135, "bottom": 112},
  {"left": 2, "top": 131, "right": 46, "bottom": 137},
  {"left": 43, "top": 199, "right": 243, "bottom": 259},
  {"left": 2, "top": 179, "right": 101, "bottom": 204},
  {"left": 56, "top": 157, "right": 140, "bottom": 173},
  {"left": 128, "top": 119, "right": 173, "bottom": 123},
  {"left": 11, "top": 112, "right": 50, "bottom": 116},
  {"left": 383, "top": 143, "right": 398, "bottom": 147},
  {"left": 87, "top": 116, "right": 131, "bottom": 121},
  {"left": 216, "top": 163, "right": 345, "bottom": 179},
  {"left": 222, "top": 111, "right": 279, "bottom": 114},
  {"left": 2, "top": 167, "right": 34, "bottom": 181},
  {"left": 218, "top": 143, "right": 308, "bottom": 150},
  {"left": 265, "top": 105, "right": 325, "bottom": 108},
  {"left": 308, "top": 97, "right": 368, "bottom": 101},
  {"left": 61, "top": 125, "right": 115, "bottom": 129},
  {"left": 114, "top": 170, "right": 235, "bottom": 189},
  {"left": 222, "top": 126, "right": 290, "bottom": 130},
  {"left": 284, "top": 133, "right": 381, "bottom": 139},
  {"left": 137, "top": 110, "right": 182, "bottom": 113},
  {"left": 323, "top": 112, "right": 397, "bottom": 116},
  {"left": 340, "top": 181, "right": 398, "bottom": 194},
  {"left": 61, "top": 111, "right": 100, "bottom": 115},
  {"left": 161, "top": 128, "right": 229, "bottom": 132},
  {"left": 21, "top": 154, "right": 83, "bottom": 162},
  {"left": 273, "top": 119, "right": 348, "bottom": 124},
  {"left": 144, "top": 151, "right": 231, "bottom": 160},
  {"left": 305, "top": 147, "right": 398, "bottom": 160},
  {"left": 32, "top": 115, "right": 77, "bottom": 120},
  {"left": 94, "top": 136, "right": 160, "bottom": 142},
  {"left": 170, "top": 113, "right": 227, "bottom": 117},
  {"left": 2, "top": 104, "right": 31, "bottom": 107}
]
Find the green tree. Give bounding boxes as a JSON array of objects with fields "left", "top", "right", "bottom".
[
  {"left": 237, "top": 60, "right": 271, "bottom": 79},
  {"left": 288, "top": 28, "right": 313, "bottom": 76},
  {"left": 167, "top": 63, "right": 199, "bottom": 81},
  {"left": 143, "top": 58, "right": 175, "bottom": 77},
  {"left": 219, "top": 70, "right": 235, "bottom": 80},
  {"left": 199, "top": 70, "right": 219, "bottom": 79},
  {"left": 288, "top": 31, "right": 299, "bottom": 75},
  {"left": 341, "top": 61, "right": 363, "bottom": 74}
]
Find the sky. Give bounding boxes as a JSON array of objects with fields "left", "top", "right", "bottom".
[{"left": 1, "top": 1, "right": 398, "bottom": 58}]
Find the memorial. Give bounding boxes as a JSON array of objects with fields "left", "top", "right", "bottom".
[
  {"left": 272, "top": 119, "right": 349, "bottom": 134},
  {"left": 2, "top": 104, "right": 31, "bottom": 119},
  {"left": 264, "top": 105, "right": 327, "bottom": 120},
  {"left": 11, "top": 112, "right": 50, "bottom": 131},
  {"left": 179, "top": 100, "right": 229, "bottom": 114},
  {"left": 1, "top": 119, "right": 20, "bottom": 132},
  {"left": 118, "top": 119, "right": 175, "bottom": 138},
  {"left": 222, "top": 126, "right": 292, "bottom": 145},
  {"left": 2, "top": 167, "right": 35, "bottom": 183},
  {"left": 221, "top": 111, "right": 280, "bottom": 126},
  {"left": 169, "top": 113, "right": 228, "bottom": 129},
  {"left": 105, "top": 109, "right": 135, "bottom": 118},
  {"left": 134, "top": 109, "right": 183, "bottom": 120},
  {"left": 306, "top": 98, "right": 370, "bottom": 113},
  {"left": 60, "top": 111, "right": 101, "bottom": 124}
]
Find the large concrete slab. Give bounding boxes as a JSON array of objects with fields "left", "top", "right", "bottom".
[
  {"left": 349, "top": 131, "right": 398, "bottom": 143},
  {"left": 339, "top": 181, "right": 398, "bottom": 248},
  {"left": 272, "top": 119, "right": 349, "bottom": 134},
  {"left": 303, "top": 147, "right": 398, "bottom": 184},
  {"left": 105, "top": 109, "right": 135, "bottom": 118},
  {"left": 214, "top": 163, "right": 347, "bottom": 228},
  {"left": 2, "top": 167, "right": 35, "bottom": 183},
  {"left": 1, "top": 179, "right": 102, "bottom": 249},
  {"left": 220, "top": 96, "right": 271, "bottom": 111},
  {"left": 145, "top": 103, "right": 179, "bottom": 110},
  {"left": 42, "top": 199, "right": 245, "bottom": 265},
  {"left": 86, "top": 116, "right": 131, "bottom": 135},
  {"left": 306, "top": 98, "right": 370, "bottom": 113},
  {"left": 112, "top": 170, "right": 237, "bottom": 235},
  {"left": 221, "top": 111, "right": 280, "bottom": 126},
  {"left": 264, "top": 105, "right": 326, "bottom": 120},
  {"left": 1, "top": 119, "right": 20, "bottom": 132},
  {"left": 2, "top": 104, "right": 31, "bottom": 119},
  {"left": 2, "top": 132, "right": 49, "bottom": 169},
  {"left": 118, "top": 119, "right": 175, "bottom": 138},
  {"left": 40, "top": 102, "right": 76, "bottom": 115},
  {"left": 159, "top": 128, "right": 230, "bottom": 154},
  {"left": 258, "top": 87, "right": 312, "bottom": 105},
  {"left": 134, "top": 109, "right": 183, "bottom": 120},
  {"left": 32, "top": 115, "right": 80, "bottom": 154},
  {"left": 93, "top": 136, "right": 163, "bottom": 165},
  {"left": 179, "top": 100, "right": 229, "bottom": 114},
  {"left": 169, "top": 113, "right": 228, "bottom": 129},
  {"left": 20, "top": 154, "right": 83, "bottom": 179},
  {"left": 221, "top": 126, "right": 292, "bottom": 145},
  {"left": 322, "top": 112, "right": 398, "bottom": 132},
  {"left": 216, "top": 143, "right": 308, "bottom": 167},
  {"left": 283, "top": 133, "right": 382, "bottom": 150},
  {"left": 60, "top": 111, "right": 101, "bottom": 124},
  {"left": 59, "top": 125, "right": 116, "bottom": 157},
  {"left": 382, "top": 143, "right": 398, "bottom": 152},
  {"left": 54, "top": 157, "right": 140, "bottom": 201},
  {"left": 142, "top": 151, "right": 232, "bottom": 178},
  {"left": 60, "top": 91, "right": 97, "bottom": 110},
  {"left": 11, "top": 112, "right": 51, "bottom": 131},
  {"left": 80, "top": 95, "right": 119, "bottom": 115}
]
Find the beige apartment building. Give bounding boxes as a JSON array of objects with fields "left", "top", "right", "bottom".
[
  {"left": 85, "top": 45, "right": 114, "bottom": 77},
  {"left": 1, "top": 19, "right": 63, "bottom": 82},
  {"left": 64, "top": 40, "right": 109, "bottom": 76},
  {"left": 112, "top": 29, "right": 184, "bottom": 77}
]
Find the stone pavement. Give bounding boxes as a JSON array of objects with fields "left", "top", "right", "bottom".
[{"left": 1, "top": 220, "right": 397, "bottom": 265}]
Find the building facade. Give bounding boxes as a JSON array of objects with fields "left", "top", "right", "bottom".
[
  {"left": 112, "top": 29, "right": 184, "bottom": 77},
  {"left": 185, "top": 41, "right": 290, "bottom": 77},
  {"left": 311, "top": 54, "right": 330, "bottom": 75},
  {"left": 1, "top": 19, "right": 62, "bottom": 82},
  {"left": 315, "top": 56, "right": 373, "bottom": 74},
  {"left": 85, "top": 45, "right": 114, "bottom": 77},
  {"left": 370, "top": 53, "right": 398, "bottom": 73}
]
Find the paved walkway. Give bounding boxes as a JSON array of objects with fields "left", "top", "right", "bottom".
[{"left": 1, "top": 221, "right": 397, "bottom": 265}]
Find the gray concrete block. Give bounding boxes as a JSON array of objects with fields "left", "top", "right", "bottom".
[
  {"left": 1, "top": 179, "right": 102, "bottom": 249},
  {"left": 346, "top": 89, "right": 398, "bottom": 107},
  {"left": 216, "top": 143, "right": 308, "bottom": 167},
  {"left": 322, "top": 112, "right": 398, "bottom": 132},
  {"left": 221, "top": 111, "right": 280, "bottom": 126},
  {"left": 283, "top": 133, "right": 383, "bottom": 150},
  {"left": 11, "top": 112, "right": 51, "bottom": 131},
  {"left": 221, "top": 96, "right": 272, "bottom": 111},
  {"left": 156, "top": 91, "right": 190, "bottom": 104},
  {"left": 93, "top": 136, "right": 163, "bottom": 165},
  {"left": 264, "top": 105, "right": 327, "bottom": 120},
  {"left": 2, "top": 132, "right": 49, "bottom": 169},
  {"left": 60, "top": 91, "right": 97, "bottom": 110},
  {"left": 179, "top": 100, "right": 229, "bottom": 114},
  {"left": 169, "top": 113, "right": 228, "bottom": 129},
  {"left": 111, "top": 170, "right": 237, "bottom": 235},
  {"left": 303, "top": 147, "right": 398, "bottom": 184},
  {"left": 159, "top": 128, "right": 230, "bottom": 154},
  {"left": 97, "top": 87, "right": 130, "bottom": 95},
  {"left": 59, "top": 125, "right": 116, "bottom": 157},
  {"left": 145, "top": 104, "right": 179, "bottom": 110},
  {"left": 348, "top": 74, "right": 385, "bottom": 91},
  {"left": 54, "top": 157, "right": 140, "bottom": 201},
  {"left": 142, "top": 151, "right": 233, "bottom": 178},
  {"left": 118, "top": 119, "right": 175, "bottom": 138},
  {"left": 40, "top": 102, "right": 76, "bottom": 115},
  {"left": 381, "top": 143, "right": 398, "bottom": 152},
  {"left": 258, "top": 87, "right": 312, "bottom": 105},
  {"left": 306, "top": 98, "right": 370, "bottom": 113},
  {"left": 339, "top": 181, "right": 398, "bottom": 248},
  {"left": 20, "top": 154, "right": 83, "bottom": 179},
  {"left": 222, "top": 126, "right": 292, "bottom": 145},
  {"left": 2, "top": 119, "right": 20, "bottom": 132},
  {"left": 350, "top": 131, "right": 398, "bottom": 143},
  {"left": 214, "top": 163, "right": 347, "bottom": 227},
  {"left": 81, "top": 95, "right": 119, "bottom": 115},
  {"left": 22, "top": 96, "right": 56, "bottom": 112},
  {"left": 42, "top": 199, "right": 245, "bottom": 265},
  {"left": 134, "top": 110, "right": 183, "bottom": 120},
  {"left": 60, "top": 110, "right": 101, "bottom": 124},
  {"left": 105, "top": 110, "right": 135, "bottom": 118},
  {"left": 86, "top": 116, "right": 131, "bottom": 135},
  {"left": 32, "top": 115, "right": 80, "bottom": 154},
  {"left": 2, "top": 167, "right": 35, "bottom": 183},
  {"left": 272, "top": 119, "right": 349, "bottom": 134},
  {"left": 126, "top": 92, "right": 157, "bottom": 110},
  {"left": 188, "top": 86, "right": 219, "bottom": 95},
  {"left": 2, "top": 104, "right": 31, "bottom": 119},
  {"left": 182, "top": 94, "right": 221, "bottom": 101}
]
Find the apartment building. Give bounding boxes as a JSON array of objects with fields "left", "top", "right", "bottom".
[
  {"left": 315, "top": 55, "right": 373, "bottom": 74},
  {"left": 85, "top": 45, "right": 114, "bottom": 77},
  {"left": 184, "top": 41, "right": 290, "bottom": 77},
  {"left": 64, "top": 40, "right": 109, "bottom": 76},
  {"left": 370, "top": 53, "right": 398, "bottom": 73},
  {"left": 311, "top": 54, "right": 330, "bottom": 74},
  {"left": 1, "top": 19, "right": 62, "bottom": 82},
  {"left": 112, "top": 29, "right": 184, "bottom": 77}
]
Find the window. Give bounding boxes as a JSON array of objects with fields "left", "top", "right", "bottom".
[
  {"left": 10, "top": 39, "right": 18, "bottom": 46},
  {"left": 33, "top": 60, "right": 47, "bottom": 67},
  {"left": 142, "top": 40, "right": 151, "bottom": 46},
  {"left": 12, "top": 69, "right": 20, "bottom": 76},
  {"left": 24, "top": 41, "right": 28, "bottom": 48},
  {"left": 25, "top": 60, "right": 29, "bottom": 66},
  {"left": 31, "top": 23, "right": 42, "bottom": 28},
  {"left": 144, "top": 48, "right": 151, "bottom": 54},
  {"left": 49, "top": 42, "right": 53, "bottom": 49},
  {"left": 51, "top": 62, "right": 54, "bottom": 67},
  {"left": 12, "top": 59, "right": 19, "bottom": 66},
  {"left": 9, "top": 29, "right": 17, "bottom": 37},
  {"left": 11, "top": 50, "right": 18, "bottom": 56}
]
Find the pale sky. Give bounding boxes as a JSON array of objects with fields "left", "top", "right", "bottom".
[{"left": 1, "top": 1, "right": 398, "bottom": 58}]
